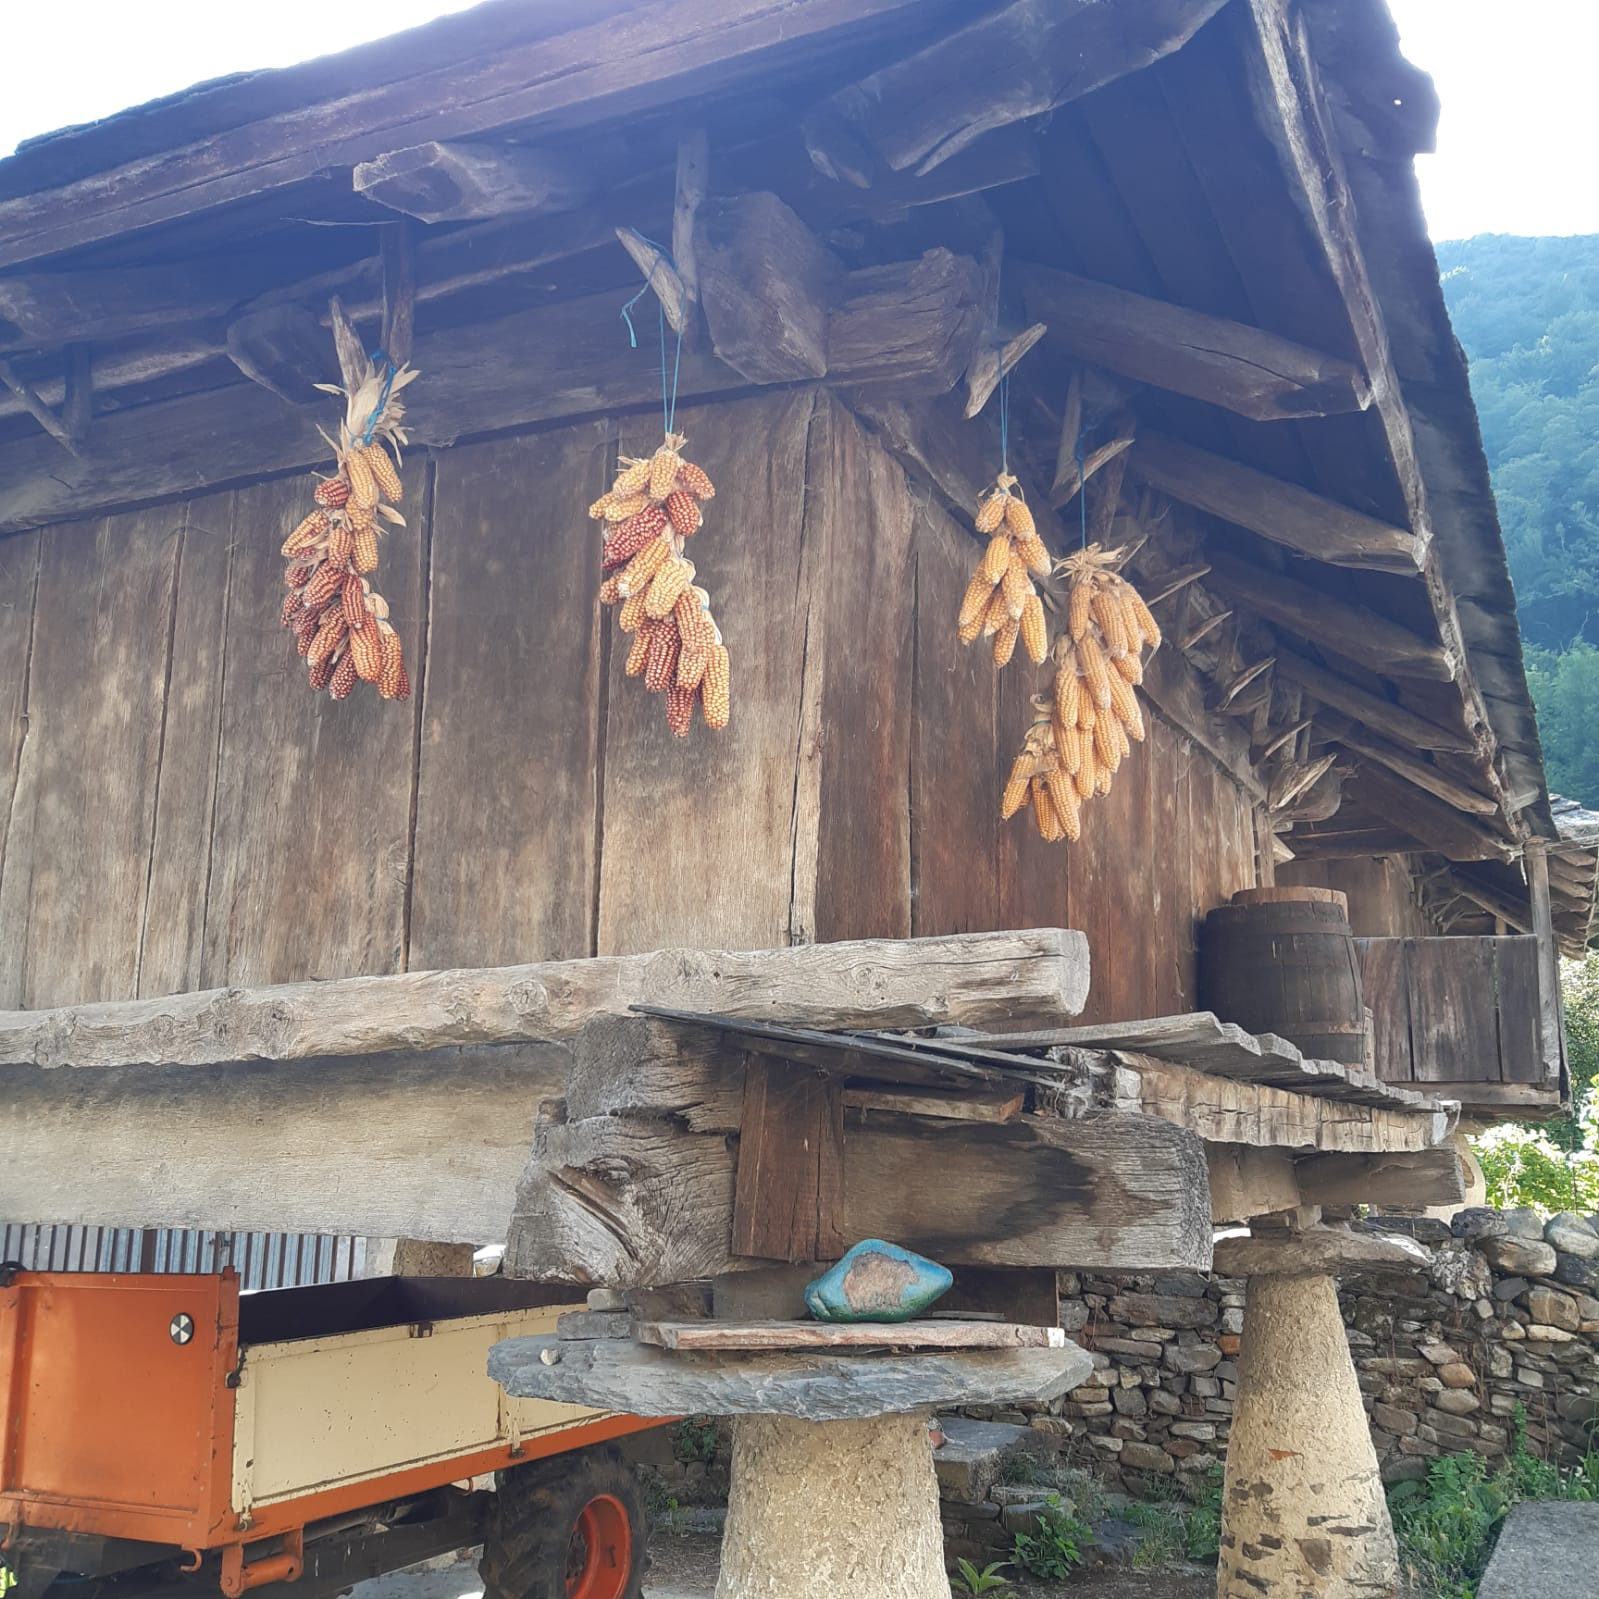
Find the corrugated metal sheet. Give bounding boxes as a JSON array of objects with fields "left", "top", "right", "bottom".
[{"left": 0, "top": 1225, "right": 365, "bottom": 1288}]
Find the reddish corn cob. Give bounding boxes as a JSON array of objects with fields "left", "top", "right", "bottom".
[
  {"left": 327, "top": 518, "right": 355, "bottom": 568},
  {"left": 701, "top": 642, "right": 731, "bottom": 729},
  {"left": 282, "top": 510, "right": 329, "bottom": 557},
  {"left": 674, "top": 589, "right": 713, "bottom": 651},
  {"left": 295, "top": 610, "right": 322, "bottom": 657},
  {"left": 280, "top": 591, "right": 304, "bottom": 628},
  {"left": 349, "top": 622, "right": 383, "bottom": 683},
  {"left": 342, "top": 576, "right": 367, "bottom": 632},
  {"left": 644, "top": 621, "right": 682, "bottom": 693},
  {"left": 303, "top": 562, "right": 345, "bottom": 610},
  {"left": 377, "top": 628, "right": 407, "bottom": 700},
  {"left": 308, "top": 654, "right": 335, "bottom": 691},
  {"left": 353, "top": 527, "right": 380, "bottom": 575},
  {"left": 675, "top": 460, "right": 715, "bottom": 500},
  {"left": 314, "top": 478, "right": 350, "bottom": 510},
  {"left": 287, "top": 563, "right": 314, "bottom": 590},
  {"left": 664, "top": 489, "right": 702, "bottom": 539},
  {"left": 603, "top": 506, "right": 668, "bottom": 569},
  {"left": 676, "top": 645, "right": 709, "bottom": 691},
  {"left": 665, "top": 683, "right": 696, "bottom": 737},
  {"left": 308, "top": 610, "right": 349, "bottom": 667},
  {"left": 329, "top": 651, "right": 358, "bottom": 700}
]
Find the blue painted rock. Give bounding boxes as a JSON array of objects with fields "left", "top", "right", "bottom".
[{"left": 804, "top": 1240, "right": 953, "bottom": 1323}]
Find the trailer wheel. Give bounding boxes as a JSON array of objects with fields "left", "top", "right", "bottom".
[{"left": 481, "top": 1445, "right": 646, "bottom": 1599}]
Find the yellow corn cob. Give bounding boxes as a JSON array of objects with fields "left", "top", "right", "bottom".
[
  {"left": 1114, "top": 650, "right": 1144, "bottom": 686},
  {"left": 1078, "top": 631, "right": 1112, "bottom": 709},
  {"left": 677, "top": 644, "right": 709, "bottom": 691},
  {"left": 625, "top": 624, "right": 654, "bottom": 677},
  {"left": 1077, "top": 690, "right": 1097, "bottom": 734},
  {"left": 1121, "top": 582, "right": 1162, "bottom": 649},
  {"left": 1001, "top": 559, "right": 1032, "bottom": 621},
  {"left": 1053, "top": 660, "right": 1080, "bottom": 729},
  {"left": 702, "top": 642, "right": 731, "bottom": 729},
  {"left": 345, "top": 448, "right": 379, "bottom": 511},
  {"left": 282, "top": 510, "right": 329, "bottom": 557},
  {"left": 589, "top": 491, "right": 617, "bottom": 520},
  {"left": 981, "top": 535, "right": 1012, "bottom": 586},
  {"left": 1068, "top": 579, "right": 1093, "bottom": 641},
  {"left": 618, "top": 590, "right": 648, "bottom": 634},
  {"left": 993, "top": 615, "right": 1021, "bottom": 668},
  {"left": 1045, "top": 769, "right": 1081, "bottom": 842},
  {"left": 982, "top": 586, "right": 1011, "bottom": 638},
  {"left": 1113, "top": 714, "right": 1131, "bottom": 760},
  {"left": 341, "top": 576, "right": 367, "bottom": 632},
  {"left": 1074, "top": 751, "right": 1097, "bottom": 801},
  {"left": 613, "top": 458, "right": 652, "bottom": 496},
  {"left": 326, "top": 517, "right": 354, "bottom": 567},
  {"left": 1000, "top": 754, "right": 1033, "bottom": 819},
  {"left": 354, "top": 527, "right": 380, "bottom": 575},
  {"left": 958, "top": 612, "right": 984, "bottom": 645},
  {"left": 1033, "top": 780, "right": 1064, "bottom": 842},
  {"left": 1095, "top": 762, "right": 1113, "bottom": 795},
  {"left": 644, "top": 556, "right": 692, "bottom": 620},
  {"left": 599, "top": 573, "right": 623, "bottom": 606},
  {"left": 604, "top": 494, "right": 650, "bottom": 525},
  {"left": 959, "top": 569, "right": 997, "bottom": 630},
  {"left": 1056, "top": 722, "right": 1082, "bottom": 776},
  {"left": 377, "top": 627, "right": 406, "bottom": 700},
  {"left": 1004, "top": 496, "right": 1036, "bottom": 537},
  {"left": 648, "top": 448, "right": 682, "bottom": 501},
  {"left": 975, "top": 492, "right": 1007, "bottom": 535},
  {"left": 1016, "top": 534, "right": 1052, "bottom": 578},
  {"left": 618, "top": 534, "right": 673, "bottom": 598},
  {"left": 363, "top": 443, "right": 402, "bottom": 501},
  {"left": 1092, "top": 587, "right": 1130, "bottom": 659},
  {"left": 350, "top": 616, "right": 384, "bottom": 682},
  {"left": 1107, "top": 670, "right": 1142, "bottom": 733},
  {"left": 1021, "top": 593, "right": 1048, "bottom": 665},
  {"left": 1094, "top": 717, "right": 1121, "bottom": 772},
  {"left": 674, "top": 589, "right": 712, "bottom": 650}
]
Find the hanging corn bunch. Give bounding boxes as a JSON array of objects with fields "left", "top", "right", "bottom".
[
  {"left": 957, "top": 472, "right": 1051, "bottom": 668},
  {"left": 590, "top": 432, "right": 726, "bottom": 736},
  {"left": 1004, "top": 540, "right": 1161, "bottom": 840},
  {"left": 279, "top": 301, "right": 418, "bottom": 701}
]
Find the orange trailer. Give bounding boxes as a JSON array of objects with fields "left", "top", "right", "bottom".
[{"left": 0, "top": 1269, "right": 659, "bottom": 1599}]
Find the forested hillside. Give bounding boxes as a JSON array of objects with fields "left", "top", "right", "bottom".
[{"left": 1437, "top": 234, "right": 1599, "bottom": 802}]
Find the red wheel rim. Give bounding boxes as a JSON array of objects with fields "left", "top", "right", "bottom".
[{"left": 565, "top": 1492, "right": 632, "bottom": 1599}]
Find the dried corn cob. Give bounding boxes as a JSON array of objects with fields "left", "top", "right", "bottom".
[
  {"left": 975, "top": 492, "right": 1008, "bottom": 535},
  {"left": 982, "top": 586, "right": 1011, "bottom": 638},
  {"left": 349, "top": 615, "right": 384, "bottom": 682},
  {"left": 665, "top": 683, "right": 696, "bottom": 738},
  {"left": 603, "top": 494, "right": 650, "bottom": 524},
  {"left": 618, "top": 534, "right": 673, "bottom": 598},
  {"left": 1000, "top": 755, "right": 1032, "bottom": 820},
  {"left": 959, "top": 569, "right": 996, "bottom": 631},
  {"left": 341, "top": 576, "right": 368, "bottom": 632},
  {"left": 283, "top": 510, "right": 329, "bottom": 557},
  {"left": 643, "top": 621, "right": 681, "bottom": 694},
  {"left": 675, "top": 460, "right": 716, "bottom": 500},
  {"left": 1021, "top": 593, "right": 1048, "bottom": 665},
  {"left": 618, "top": 590, "right": 649, "bottom": 634},
  {"left": 992, "top": 615, "right": 1021, "bottom": 668},
  {"left": 980, "top": 535, "right": 1012, "bottom": 586},
  {"left": 314, "top": 478, "right": 350, "bottom": 510},
  {"left": 363, "top": 443, "right": 402, "bottom": 501},
  {"left": 308, "top": 610, "right": 348, "bottom": 668},
  {"left": 1001, "top": 559, "right": 1032, "bottom": 621},
  {"left": 648, "top": 447, "right": 682, "bottom": 502},
  {"left": 345, "top": 448, "right": 379, "bottom": 511},
  {"left": 644, "top": 556, "right": 692, "bottom": 620},
  {"left": 613, "top": 457, "right": 652, "bottom": 497},
  {"left": 701, "top": 642, "right": 731, "bottom": 729},
  {"left": 1077, "top": 630, "right": 1112, "bottom": 710},
  {"left": 1004, "top": 496, "right": 1036, "bottom": 537},
  {"left": 377, "top": 626, "right": 409, "bottom": 701},
  {"left": 329, "top": 651, "right": 358, "bottom": 700},
  {"left": 353, "top": 527, "right": 380, "bottom": 575},
  {"left": 599, "top": 574, "right": 623, "bottom": 606},
  {"left": 308, "top": 654, "right": 336, "bottom": 691},
  {"left": 1046, "top": 769, "right": 1082, "bottom": 842},
  {"left": 280, "top": 590, "right": 304, "bottom": 628},
  {"left": 665, "top": 489, "right": 702, "bottom": 539},
  {"left": 1016, "top": 534, "right": 1052, "bottom": 579},
  {"left": 625, "top": 624, "right": 654, "bottom": 678},
  {"left": 1092, "top": 586, "right": 1130, "bottom": 659}
]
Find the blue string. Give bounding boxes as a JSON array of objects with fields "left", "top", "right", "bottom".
[
  {"left": 1075, "top": 426, "right": 1088, "bottom": 549},
  {"left": 998, "top": 372, "right": 1010, "bottom": 476},
  {"left": 361, "top": 352, "right": 396, "bottom": 447},
  {"left": 618, "top": 236, "right": 685, "bottom": 439}
]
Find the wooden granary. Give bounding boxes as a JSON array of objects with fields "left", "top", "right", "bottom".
[{"left": 0, "top": 0, "right": 1578, "bottom": 1593}]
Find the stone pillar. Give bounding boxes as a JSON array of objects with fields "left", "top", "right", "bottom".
[
  {"left": 718, "top": 1413, "right": 946, "bottom": 1599},
  {"left": 1215, "top": 1226, "right": 1421, "bottom": 1599}
]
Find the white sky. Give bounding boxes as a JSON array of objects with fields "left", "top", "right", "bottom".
[{"left": 1, "top": 0, "right": 1596, "bottom": 244}]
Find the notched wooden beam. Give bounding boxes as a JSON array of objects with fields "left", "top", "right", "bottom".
[
  {"left": 353, "top": 140, "right": 592, "bottom": 223},
  {"left": 964, "top": 321, "right": 1047, "bottom": 418},
  {"left": 0, "top": 355, "right": 84, "bottom": 456},
  {"left": 1019, "top": 263, "right": 1373, "bottom": 423},
  {"left": 225, "top": 304, "right": 340, "bottom": 405}
]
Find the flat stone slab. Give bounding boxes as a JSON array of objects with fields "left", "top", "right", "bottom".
[
  {"left": 489, "top": 1334, "right": 1092, "bottom": 1421},
  {"left": 1479, "top": 1501, "right": 1599, "bottom": 1599},
  {"left": 635, "top": 1318, "right": 1066, "bottom": 1352},
  {"left": 1213, "top": 1225, "right": 1427, "bottom": 1278}
]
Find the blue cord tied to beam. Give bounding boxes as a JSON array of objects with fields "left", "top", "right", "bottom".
[
  {"left": 361, "top": 352, "right": 397, "bottom": 447},
  {"left": 619, "top": 236, "right": 685, "bottom": 438}
]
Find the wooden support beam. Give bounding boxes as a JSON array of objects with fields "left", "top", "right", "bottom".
[
  {"left": 1526, "top": 842, "right": 1567, "bottom": 1090},
  {"left": 842, "top": 1085, "right": 1024, "bottom": 1123},
  {"left": 61, "top": 345, "right": 93, "bottom": 444},
  {"left": 964, "top": 321, "right": 1048, "bottom": 418},
  {"left": 1325, "top": 717, "right": 1498, "bottom": 817},
  {"left": 225, "top": 304, "right": 339, "bottom": 405},
  {"left": 1272, "top": 647, "right": 1473, "bottom": 753},
  {"left": 380, "top": 223, "right": 417, "bottom": 367},
  {"left": 803, "top": 0, "right": 1230, "bottom": 181},
  {"left": 672, "top": 128, "right": 710, "bottom": 336},
  {"left": 0, "top": 928, "right": 1091, "bottom": 1069},
  {"left": 1204, "top": 552, "right": 1454, "bottom": 681},
  {"left": 1051, "top": 432, "right": 1134, "bottom": 511},
  {"left": 1293, "top": 1147, "right": 1465, "bottom": 1209},
  {"left": 1019, "top": 264, "right": 1371, "bottom": 423},
  {"left": 1128, "top": 432, "right": 1418, "bottom": 572},
  {"left": 0, "top": 357, "right": 82, "bottom": 456},
  {"left": 0, "top": 264, "right": 233, "bottom": 352},
  {"left": 694, "top": 192, "right": 841, "bottom": 383},
  {"left": 827, "top": 248, "right": 988, "bottom": 393},
  {"left": 353, "top": 140, "right": 591, "bottom": 223},
  {"left": 507, "top": 1107, "right": 1213, "bottom": 1282},
  {"left": 1344, "top": 765, "right": 1516, "bottom": 863}
]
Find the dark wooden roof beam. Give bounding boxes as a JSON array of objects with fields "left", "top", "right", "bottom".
[
  {"left": 1128, "top": 431, "right": 1420, "bottom": 573},
  {"left": 0, "top": 355, "right": 83, "bottom": 456},
  {"left": 1271, "top": 646, "right": 1474, "bottom": 754},
  {"left": 353, "top": 140, "right": 594, "bottom": 224},
  {"left": 1018, "top": 263, "right": 1372, "bottom": 423},
  {"left": 1344, "top": 765, "right": 1516, "bottom": 862},
  {"left": 1205, "top": 551, "right": 1454, "bottom": 682},
  {"left": 1321, "top": 715, "right": 1499, "bottom": 818}
]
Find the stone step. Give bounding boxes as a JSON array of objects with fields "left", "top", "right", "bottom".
[
  {"left": 932, "top": 1416, "right": 1033, "bottom": 1500},
  {"left": 1479, "top": 1502, "right": 1599, "bottom": 1599}
]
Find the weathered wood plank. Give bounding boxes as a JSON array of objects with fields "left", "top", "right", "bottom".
[
  {"left": 196, "top": 470, "right": 424, "bottom": 990},
  {"left": 731, "top": 1060, "right": 846, "bottom": 1264},
  {"left": 1403, "top": 937, "right": 1499, "bottom": 1084},
  {"left": 224, "top": 304, "right": 341, "bottom": 405},
  {"left": 0, "top": 1043, "right": 566, "bottom": 1240},
  {"left": 1494, "top": 933, "right": 1544, "bottom": 1086},
  {"left": 0, "top": 928, "right": 1092, "bottom": 1069},
  {"left": 565, "top": 1014, "right": 747, "bottom": 1133},
  {"left": 596, "top": 390, "right": 815, "bottom": 953},
  {"left": 825, "top": 250, "right": 987, "bottom": 394},
  {"left": 1294, "top": 1146, "right": 1464, "bottom": 1209},
  {"left": 0, "top": 532, "right": 41, "bottom": 1004},
  {"left": 0, "top": 510, "right": 181, "bottom": 1009},
  {"left": 1271, "top": 647, "right": 1473, "bottom": 754},
  {"left": 1020, "top": 268, "right": 1371, "bottom": 424},
  {"left": 1204, "top": 552, "right": 1454, "bottom": 681},
  {"left": 409, "top": 425, "right": 607, "bottom": 969},
  {"left": 636, "top": 1319, "right": 1064, "bottom": 1351},
  {"left": 136, "top": 493, "right": 236, "bottom": 998},
  {"left": 0, "top": 0, "right": 934, "bottom": 270},
  {"left": 804, "top": 0, "right": 1229, "bottom": 180},
  {"left": 1325, "top": 717, "right": 1497, "bottom": 817},
  {"left": 1343, "top": 765, "right": 1515, "bottom": 863},
  {"left": 508, "top": 1104, "right": 1214, "bottom": 1281},
  {"left": 1128, "top": 432, "right": 1416, "bottom": 571},
  {"left": 0, "top": 263, "right": 235, "bottom": 351},
  {"left": 1354, "top": 937, "right": 1414, "bottom": 1083},
  {"left": 843, "top": 1085, "right": 1024, "bottom": 1123}
]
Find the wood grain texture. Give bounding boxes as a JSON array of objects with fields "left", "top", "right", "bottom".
[
  {"left": 410, "top": 425, "right": 607, "bottom": 969},
  {"left": 1493, "top": 933, "right": 1543, "bottom": 1085},
  {"left": 597, "top": 390, "right": 816, "bottom": 954},
  {"left": 0, "top": 928, "right": 1091, "bottom": 1068},
  {"left": 0, "top": 531, "right": 40, "bottom": 1004},
  {"left": 0, "top": 509, "right": 181, "bottom": 1008},
  {"left": 197, "top": 470, "right": 425, "bottom": 989},
  {"left": 1355, "top": 936, "right": 1413, "bottom": 1083}
]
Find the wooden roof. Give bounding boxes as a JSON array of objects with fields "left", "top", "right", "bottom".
[{"left": 0, "top": 0, "right": 1557, "bottom": 895}]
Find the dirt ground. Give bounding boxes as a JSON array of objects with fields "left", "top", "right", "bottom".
[{"left": 644, "top": 1533, "right": 1216, "bottom": 1598}]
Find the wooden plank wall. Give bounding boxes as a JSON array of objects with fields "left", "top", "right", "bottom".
[
  {"left": 0, "top": 389, "right": 1258, "bottom": 1018},
  {"left": 1278, "top": 854, "right": 1428, "bottom": 938}
]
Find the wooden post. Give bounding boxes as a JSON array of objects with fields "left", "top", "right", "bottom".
[{"left": 1525, "top": 841, "right": 1566, "bottom": 1091}]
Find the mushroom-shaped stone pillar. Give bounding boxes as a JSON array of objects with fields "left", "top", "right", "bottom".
[
  {"left": 489, "top": 1330, "right": 1092, "bottom": 1599},
  {"left": 1213, "top": 1225, "right": 1426, "bottom": 1599}
]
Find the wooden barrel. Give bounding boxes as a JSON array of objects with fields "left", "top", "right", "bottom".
[{"left": 1199, "top": 887, "right": 1367, "bottom": 1063}]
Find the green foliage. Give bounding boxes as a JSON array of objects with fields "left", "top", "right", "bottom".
[
  {"left": 949, "top": 1558, "right": 1015, "bottom": 1597},
  {"left": 996, "top": 1450, "right": 1041, "bottom": 1486},
  {"left": 1437, "top": 235, "right": 1599, "bottom": 805},
  {"left": 1119, "top": 1466, "right": 1224, "bottom": 1569},
  {"left": 671, "top": 1416, "right": 718, "bottom": 1464},
  {"left": 1473, "top": 952, "right": 1599, "bottom": 1212},
  {"left": 1387, "top": 1406, "right": 1599, "bottom": 1597},
  {"left": 1010, "top": 1495, "right": 1095, "bottom": 1581},
  {"left": 1183, "top": 1465, "right": 1225, "bottom": 1563}
]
